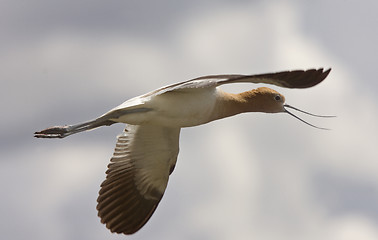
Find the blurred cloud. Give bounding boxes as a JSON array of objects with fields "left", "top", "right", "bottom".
[{"left": 1, "top": 0, "right": 378, "bottom": 240}]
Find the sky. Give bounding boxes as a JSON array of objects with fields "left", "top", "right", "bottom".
[{"left": 1, "top": 0, "right": 378, "bottom": 240}]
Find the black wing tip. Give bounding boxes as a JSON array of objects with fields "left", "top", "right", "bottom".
[
  {"left": 100, "top": 203, "right": 159, "bottom": 235},
  {"left": 97, "top": 194, "right": 160, "bottom": 235},
  {"left": 291, "top": 67, "right": 332, "bottom": 88},
  {"left": 97, "top": 165, "right": 163, "bottom": 235},
  {"left": 312, "top": 67, "right": 332, "bottom": 87},
  {"left": 321, "top": 67, "right": 332, "bottom": 79}
]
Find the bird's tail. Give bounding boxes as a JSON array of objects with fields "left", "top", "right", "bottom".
[{"left": 34, "top": 118, "right": 115, "bottom": 138}]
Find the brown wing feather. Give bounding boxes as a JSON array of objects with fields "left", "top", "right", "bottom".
[
  {"left": 215, "top": 68, "right": 331, "bottom": 88},
  {"left": 253, "top": 68, "right": 331, "bottom": 88},
  {"left": 138, "top": 68, "right": 331, "bottom": 98},
  {"left": 97, "top": 125, "right": 180, "bottom": 234}
]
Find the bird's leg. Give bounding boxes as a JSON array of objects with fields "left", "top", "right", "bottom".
[{"left": 34, "top": 119, "right": 115, "bottom": 138}]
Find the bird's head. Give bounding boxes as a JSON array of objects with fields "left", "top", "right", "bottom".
[{"left": 242, "top": 87, "right": 334, "bottom": 129}]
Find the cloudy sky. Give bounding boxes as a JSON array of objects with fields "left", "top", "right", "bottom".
[{"left": 1, "top": 0, "right": 378, "bottom": 239}]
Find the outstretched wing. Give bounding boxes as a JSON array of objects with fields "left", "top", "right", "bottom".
[
  {"left": 143, "top": 68, "right": 331, "bottom": 97},
  {"left": 97, "top": 124, "right": 181, "bottom": 234},
  {"left": 199, "top": 68, "right": 331, "bottom": 89}
]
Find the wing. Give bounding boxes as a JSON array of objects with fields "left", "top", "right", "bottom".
[
  {"left": 143, "top": 68, "right": 331, "bottom": 98},
  {"left": 200, "top": 68, "right": 332, "bottom": 89},
  {"left": 97, "top": 124, "right": 181, "bottom": 234}
]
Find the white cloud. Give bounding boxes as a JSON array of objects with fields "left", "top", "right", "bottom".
[
  {"left": 0, "top": 142, "right": 109, "bottom": 240},
  {"left": 326, "top": 215, "right": 378, "bottom": 240}
]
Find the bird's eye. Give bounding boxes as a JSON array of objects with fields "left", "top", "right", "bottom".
[{"left": 274, "top": 95, "right": 281, "bottom": 101}]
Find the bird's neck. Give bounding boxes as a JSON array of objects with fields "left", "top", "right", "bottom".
[{"left": 210, "top": 89, "right": 262, "bottom": 121}]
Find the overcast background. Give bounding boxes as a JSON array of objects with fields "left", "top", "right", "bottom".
[{"left": 1, "top": 0, "right": 378, "bottom": 240}]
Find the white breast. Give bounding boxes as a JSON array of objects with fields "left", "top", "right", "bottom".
[{"left": 113, "top": 88, "right": 219, "bottom": 127}]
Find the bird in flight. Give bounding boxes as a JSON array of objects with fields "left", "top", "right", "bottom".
[{"left": 35, "top": 68, "right": 333, "bottom": 234}]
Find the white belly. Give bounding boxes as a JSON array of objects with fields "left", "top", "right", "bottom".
[{"left": 113, "top": 88, "right": 218, "bottom": 127}]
